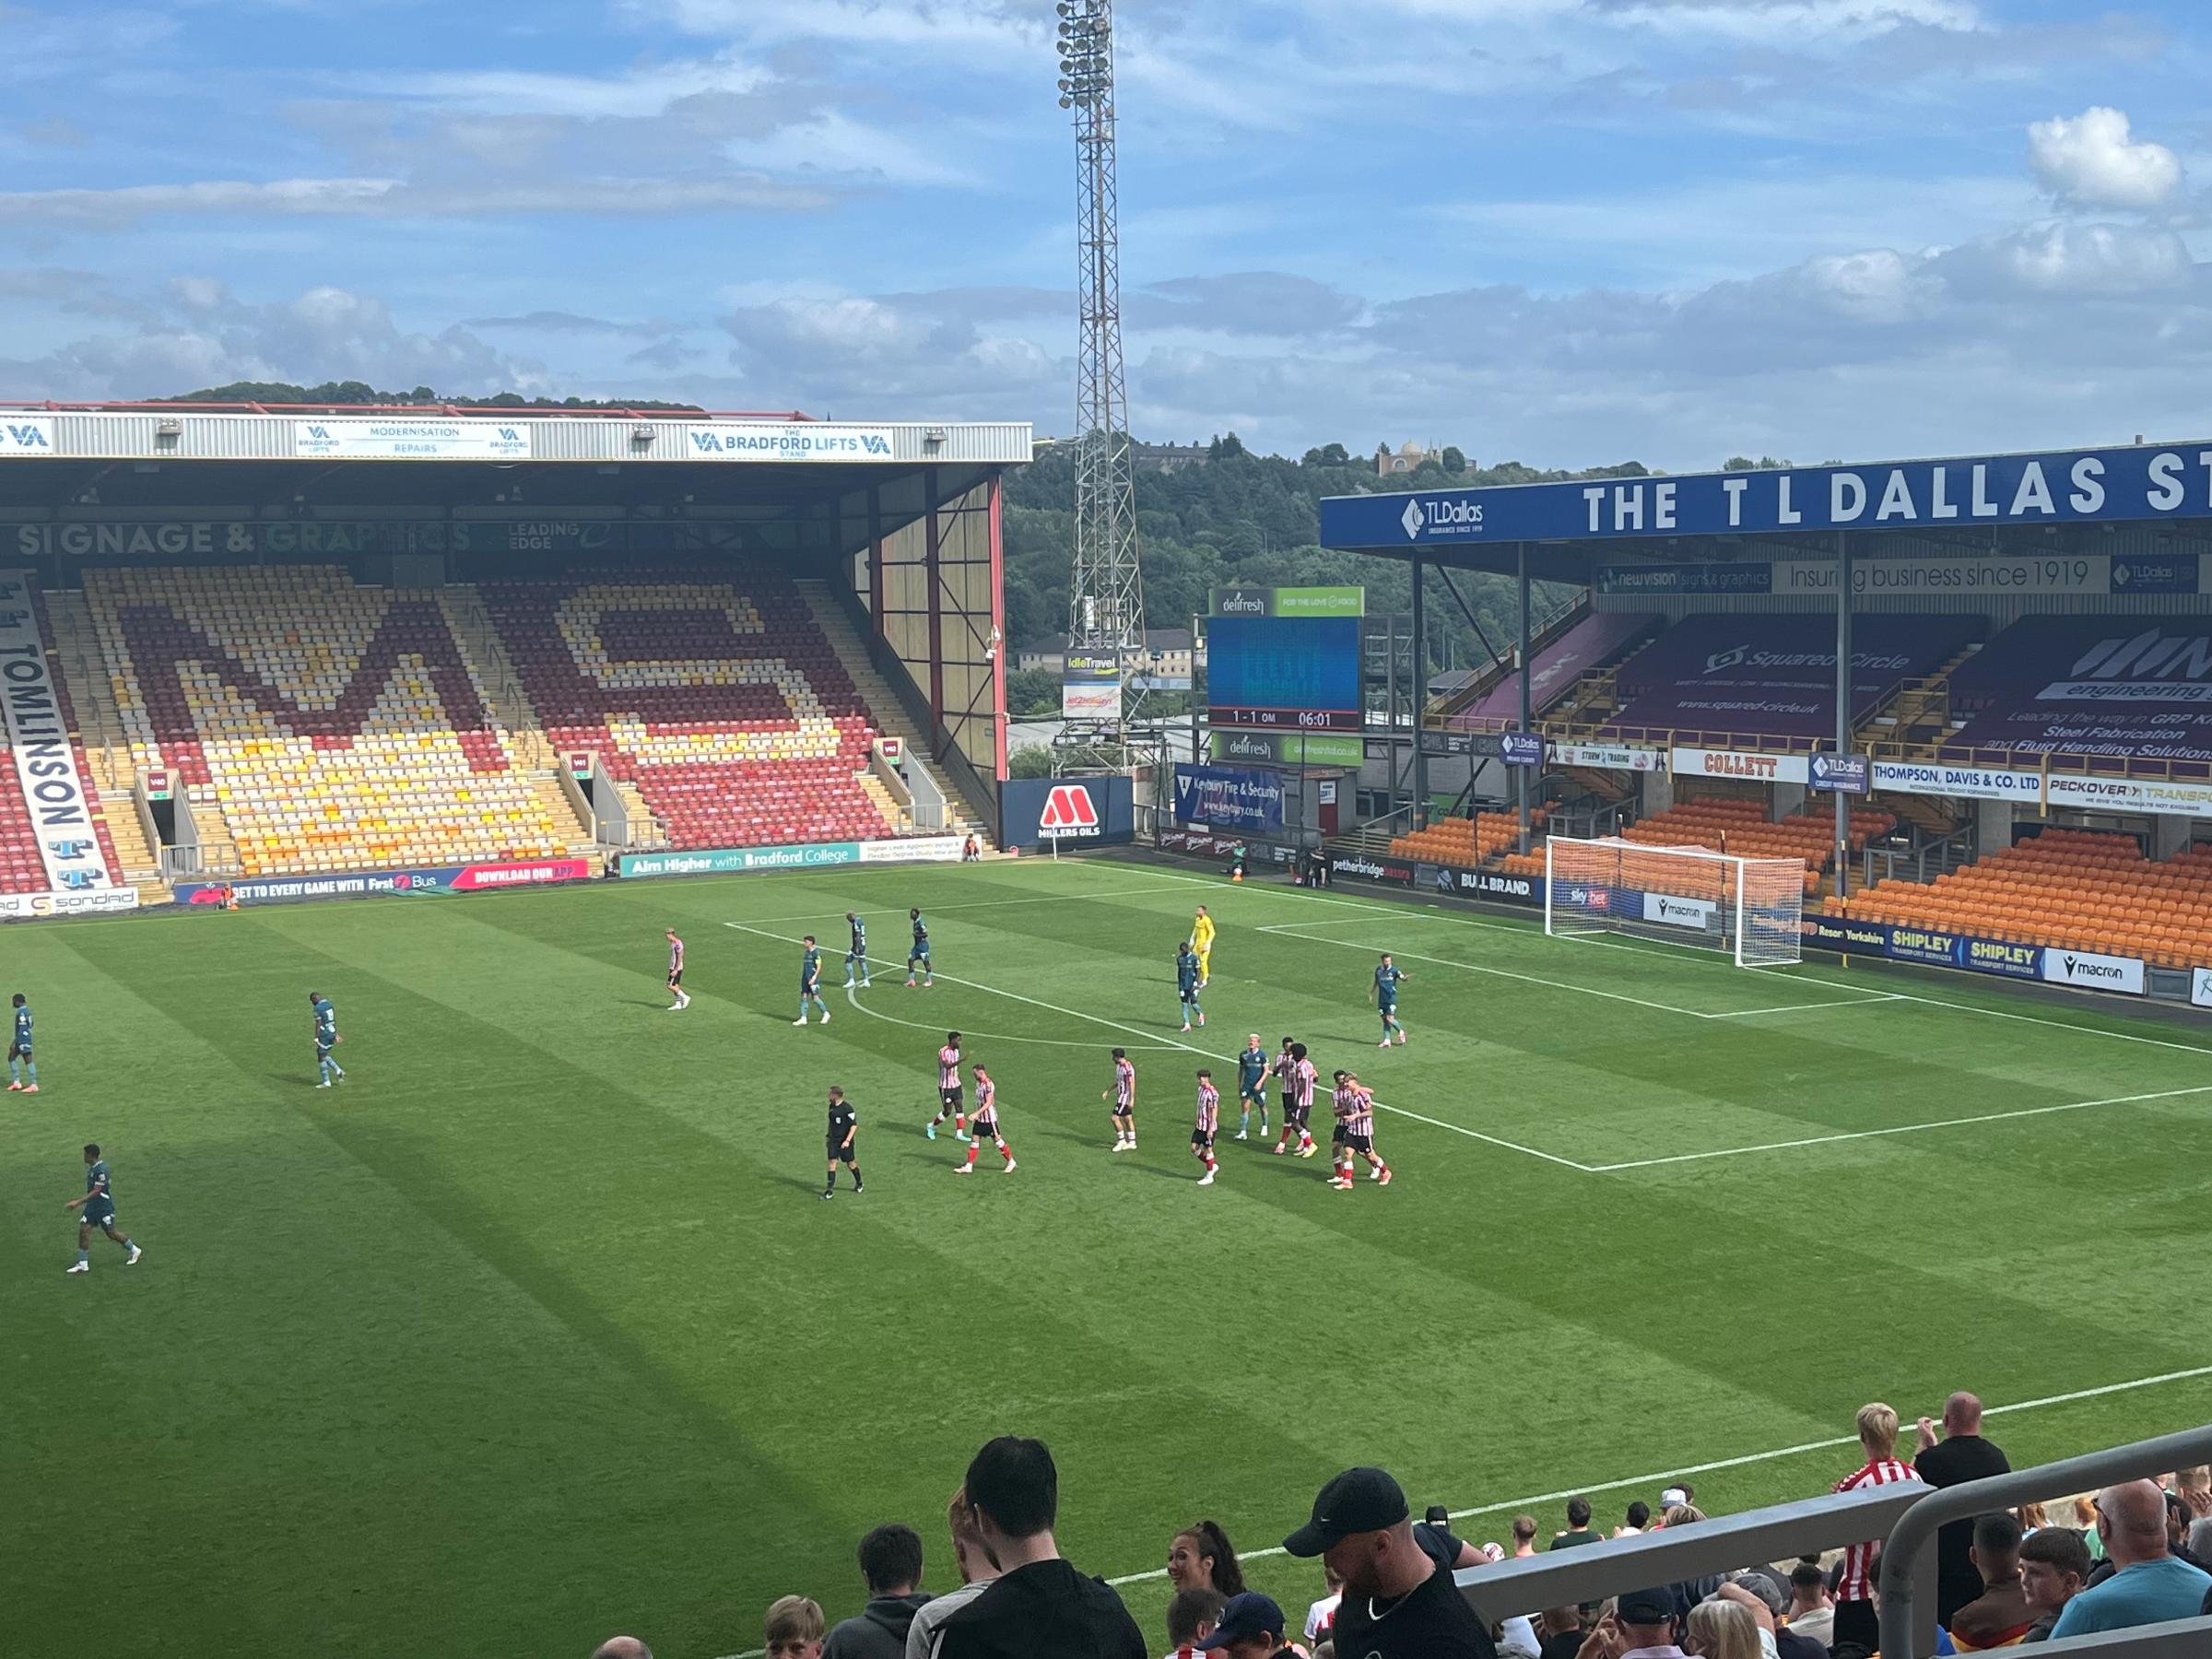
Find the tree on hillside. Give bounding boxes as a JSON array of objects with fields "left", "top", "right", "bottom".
[{"left": 160, "top": 380, "right": 702, "bottom": 411}]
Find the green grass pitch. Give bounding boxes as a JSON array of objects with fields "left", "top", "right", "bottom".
[{"left": 6, "top": 852, "right": 2212, "bottom": 1659}]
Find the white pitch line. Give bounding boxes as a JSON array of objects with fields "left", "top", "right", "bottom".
[
  {"left": 1583, "top": 1082, "right": 2212, "bottom": 1172},
  {"left": 736, "top": 881, "right": 1205, "bottom": 927},
  {"left": 1702, "top": 994, "right": 1907, "bottom": 1018},
  {"left": 1099, "top": 1360, "right": 2212, "bottom": 1588},
  {"left": 723, "top": 921, "right": 1594, "bottom": 1172}
]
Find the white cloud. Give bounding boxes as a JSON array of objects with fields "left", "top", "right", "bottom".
[
  {"left": 0, "top": 172, "right": 833, "bottom": 227},
  {"left": 2028, "top": 107, "right": 2182, "bottom": 210}
]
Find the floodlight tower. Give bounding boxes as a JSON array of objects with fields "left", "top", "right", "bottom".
[{"left": 1056, "top": 0, "right": 1146, "bottom": 667}]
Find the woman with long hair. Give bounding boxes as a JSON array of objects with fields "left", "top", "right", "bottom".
[
  {"left": 1165, "top": 1519, "right": 1246, "bottom": 1597},
  {"left": 1684, "top": 1599, "right": 1762, "bottom": 1659}
]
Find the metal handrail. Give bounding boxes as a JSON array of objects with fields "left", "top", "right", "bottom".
[
  {"left": 1877, "top": 1422, "right": 2212, "bottom": 1659},
  {"left": 1456, "top": 1483, "right": 1936, "bottom": 1641}
]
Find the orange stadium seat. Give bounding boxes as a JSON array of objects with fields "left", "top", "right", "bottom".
[{"left": 1828, "top": 827, "right": 2212, "bottom": 969}]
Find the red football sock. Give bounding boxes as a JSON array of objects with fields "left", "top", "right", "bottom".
[{"left": 966, "top": 1143, "right": 979, "bottom": 1168}]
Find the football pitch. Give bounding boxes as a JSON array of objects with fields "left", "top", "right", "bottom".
[{"left": 7, "top": 852, "right": 2212, "bottom": 1659}]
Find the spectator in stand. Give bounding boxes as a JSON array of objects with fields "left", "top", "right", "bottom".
[
  {"left": 1585, "top": 1586, "right": 1691, "bottom": 1659},
  {"left": 2176, "top": 1467, "right": 2212, "bottom": 1520},
  {"left": 766, "top": 1596, "right": 827, "bottom": 1659},
  {"left": 1513, "top": 1516, "right": 1542, "bottom": 1557},
  {"left": 1282, "top": 1465, "right": 1499, "bottom": 1657},
  {"left": 1554, "top": 1498, "right": 1606, "bottom": 1549},
  {"left": 1783, "top": 1560, "right": 1835, "bottom": 1648},
  {"left": 825, "top": 1523, "right": 933, "bottom": 1659},
  {"left": 904, "top": 1487, "right": 998, "bottom": 1659},
  {"left": 1685, "top": 1599, "right": 1761, "bottom": 1659},
  {"left": 2164, "top": 1493, "right": 2209, "bottom": 1570},
  {"left": 1831, "top": 1402, "right": 1924, "bottom": 1653},
  {"left": 2189, "top": 1518, "right": 2212, "bottom": 1571},
  {"left": 961, "top": 834, "right": 981, "bottom": 863},
  {"left": 1167, "top": 1522, "right": 1247, "bottom": 1599},
  {"left": 1537, "top": 1606, "right": 1587, "bottom": 1659},
  {"left": 1616, "top": 1502, "right": 1653, "bottom": 1540},
  {"left": 2066, "top": 1496, "right": 2105, "bottom": 1562},
  {"left": 1166, "top": 1586, "right": 1228, "bottom": 1658},
  {"left": 1947, "top": 1512, "right": 2032, "bottom": 1651},
  {"left": 2015, "top": 1503, "right": 2049, "bottom": 1535},
  {"left": 2049, "top": 1481, "right": 2212, "bottom": 1639},
  {"left": 1720, "top": 1574, "right": 1822, "bottom": 1659},
  {"left": 932, "top": 1436, "right": 1147, "bottom": 1659},
  {"left": 2017, "top": 1525, "right": 2090, "bottom": 1643},
  {"left": 1302, "top": 1565, "right": 1344, "bottom": 1649},
  {"left": 591, "top": 1639, "right": 652, "bottom": 1659},
  {"left": 1915, "top": 1394, "right": 2012, "bottom": 1627},
  {"left": 1194, "top": 1592, "right": 1286, "bottom": 1658}
]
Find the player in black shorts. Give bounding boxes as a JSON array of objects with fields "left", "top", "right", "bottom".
[{"left": 823, "top": 1086, "right": 863, "bottom": 1199}]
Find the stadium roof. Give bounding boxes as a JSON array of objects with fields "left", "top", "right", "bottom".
[
  {"left": 0, "top": 403, "right": 1030, "bottom": 536},
  {"left": 1319, "top": 440, "right": 2212, "bottom": 585}
]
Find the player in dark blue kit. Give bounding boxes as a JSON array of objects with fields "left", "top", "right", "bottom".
[
  {"left": 310, "top": 990, "right": 347, "bottom": 1087},
  {"left": 7, "top": 992, "right": 37, "bottom": 1093},
  {"left": 1234, "top": 1031, "right": 1269, "bottom": 1141},
  {"left": 822, "top": 1087, "right": 863, "bottom": 1198},
  {"left": 1175, "top": 941, "right": 1206, "bottom": 1031},
  {"left": 794, "top": 935, "right": 831, "bottom": 1026},
  {"left": 65, "top": 1143, "right": 139, "bottom": 1273},
  {"left": 904, "top": 908, "right": 935, "bottom": 988},
  {"left": 842, "top": 912, "right": 871, "bottom": 989},
  {"left": 1372, "top": 953, "right": 1409, "bottom": 1046}
]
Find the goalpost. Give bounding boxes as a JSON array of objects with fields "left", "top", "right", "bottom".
[{"left": 1544, "top": 835, "right": 1806, "bottom": 967}]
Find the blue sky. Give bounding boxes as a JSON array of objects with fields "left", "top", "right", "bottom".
[{"left": 1, "top": 0, "right": 2207, "bottom": 469}]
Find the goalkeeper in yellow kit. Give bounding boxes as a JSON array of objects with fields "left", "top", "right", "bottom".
[{"left": 1190, "top": 904, "right": 1217, "bottom": 988}]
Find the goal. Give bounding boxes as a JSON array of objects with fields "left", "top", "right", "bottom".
[{"left": 1544, "top": 835, "right": 1806, "bottom": 967}]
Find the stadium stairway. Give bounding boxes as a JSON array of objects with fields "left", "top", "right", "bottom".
[{"left": 794, "top": 579, "right": 995, "bottom": 851}]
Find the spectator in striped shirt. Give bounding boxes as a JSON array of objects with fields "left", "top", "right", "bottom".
[{"left": 1830, "top": 1402, "right": 1924, "bottom": 1652}]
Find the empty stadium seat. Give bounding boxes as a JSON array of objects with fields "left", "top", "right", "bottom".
[
  {"left": 1828, "top": 827, "right": 2212, "bottom": 969},
  {"left": 83, "top": 566, "right": 567, "bottom": 878},
  {"left": 480, "top": 570, "right": 898, "bottom": 850},
  {"left": 1622, "top": 797, "right": 1895, "bottom": 897},
  {"left": 1391, "top": 810, "right": 1547, "bottom": 866}
]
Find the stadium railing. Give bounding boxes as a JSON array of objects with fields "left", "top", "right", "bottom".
[
  {"left": 1454, "top": 1483, "right": 1936, "bottom": 1647},
  {"left": 1453, "top": 1420, "right": 2212, "bottom": 1659},
  {"left": 1878, "top": 1422, "right": 2212, "bottom": 1659}
]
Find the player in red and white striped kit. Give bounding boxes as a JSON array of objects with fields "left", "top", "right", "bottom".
[
  {"left": 1103, "top": 1048, "right": 1137, "bottom": 1150},
  {"left": 665, "top": 929, "right": 688, "bottom": 1011},
  {"left": 1330, "top": 1071, "right": 1391, "bottom": 1190},
  {"left": 1191, "top": 1069, "right": 1221, "bottom": 1185},
  {"left": 957, "top": 1063, "right": 1016, "bottom": 1174},
  {"left": 1272, "top": 1041, "right": 1318, "bottom": 1158},
  {"left": 925, "top": 1032, "right": 968, "bottom": 1141}
]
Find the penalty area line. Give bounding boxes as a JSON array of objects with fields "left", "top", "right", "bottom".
[{"left": 1583, "top": 1081, "right": 2212, "bottom": 1171}]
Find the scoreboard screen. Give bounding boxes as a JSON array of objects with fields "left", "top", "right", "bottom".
[{"left": 1206, "top": 586, "right": 1365, "bottom": 733}]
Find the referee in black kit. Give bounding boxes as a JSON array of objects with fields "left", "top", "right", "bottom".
[{"left": 824, "top": 1086, "right": 864, "bottom": 1198}]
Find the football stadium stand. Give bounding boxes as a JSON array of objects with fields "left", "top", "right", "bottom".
[
  {"left": 1620, "top": 796, "right": 1895, "bottom": 896},
  {"left": 1938, "top": 614, "right": 2212, "bottom": 773},
  {"left": 1596, "top": 612, "right": 1976, "bottom": 747},
  {"left": 1830, "top": 825, "right": 2212, "bottom": 970},
  {"left": 478, "top": 569, "right": 903, "bottom": 852},
  {"left": 1438, "top": 609, "right": 1660, "bottom": 732},
  {"left": 1392, "top": 808, "right": 1547, "bottom": 866},
  {"left": 81, "top": 566, "right": 571, "bottom": 878}
]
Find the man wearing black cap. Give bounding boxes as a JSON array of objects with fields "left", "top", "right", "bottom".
[
  {"left": 1608, "top": 1587, "right": 1690, "bottom": 1659},
  {"left": 1284, "top": 1466, "right": 1497, "bottom": 1658},
  {"left": 1197, "top": 1591, "right": 1288, "bottom": 1658}
]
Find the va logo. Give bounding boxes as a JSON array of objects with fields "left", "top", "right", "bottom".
[
  {"left": 498, "top": 428, "right": 520, "bottom": 441},
  {"left": 5, "top": 422, "right": 52, "bottom": 449},
  {"left": 860, "top": 434, "right": 891, "bottom": 455},
  {"left": 306, "top": 425, "right": 331, "bottom": 440},
  {"left": 1039, "top": 784, "right": 1100, "bottom": 834}
]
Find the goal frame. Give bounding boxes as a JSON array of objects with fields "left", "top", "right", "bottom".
[{"left": 1543, "top": 834, "right": 1805, "bottom": 968}]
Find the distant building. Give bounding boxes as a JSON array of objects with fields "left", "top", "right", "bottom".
[
  {"left": 1376, "top": 440, "right": 1435, "bottom": 476},
  {"left": 1018, "top": 629, "right": 1206, "bottom": 682}
]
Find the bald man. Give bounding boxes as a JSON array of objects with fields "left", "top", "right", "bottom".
[
  {"left": 592, "top": 1639, "right": 653, "bottom": 1659},
  {"left": 1913, "top": 1390, "right": 2011, "bottom": 1624},
  {"left": 2050, "top": 1480, "right": 2211, "bottom": 1639}
]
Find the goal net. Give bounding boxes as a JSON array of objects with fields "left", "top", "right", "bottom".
[{"left": 1544, "top": 835, "right": 1805, "bottom": 967}]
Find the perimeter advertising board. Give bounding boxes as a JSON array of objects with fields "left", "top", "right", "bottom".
[
  {"left": 176, "top": 856, "right": 593, "bottom": 905},
  {"left": 1001, "top": 775, "right": 1135, "bottom": 848}
]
